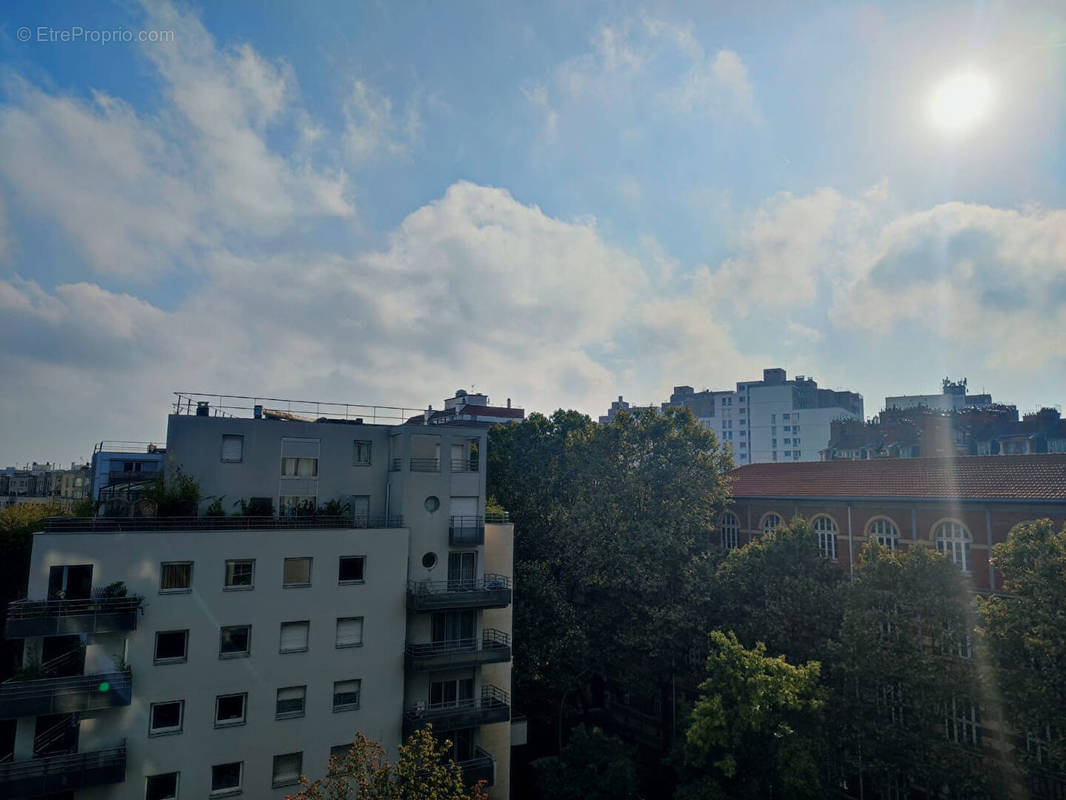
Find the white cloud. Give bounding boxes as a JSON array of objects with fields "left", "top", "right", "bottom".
[{"left": 343, "top": 79, "right": 420, "bottom": 164}]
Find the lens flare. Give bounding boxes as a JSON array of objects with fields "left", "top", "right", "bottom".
[{"left": 927, "top": 69, "right": 994, "bottom": 136}]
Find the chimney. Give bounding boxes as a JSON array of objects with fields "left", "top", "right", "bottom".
[{"left": 507, "top": 398, "right": 511, "bottom": 408}]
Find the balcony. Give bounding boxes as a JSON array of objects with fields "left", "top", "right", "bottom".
[
  {"left": 0, "top": 671, "right": 132, "bottom": 720},
  {"left": 457, "top": 746, "right": 495, "bottom": 788},
  {"left": 5, "top": 597, "right": 143, "bottom": 639},
  {"left": 0, "top": 742, "right": 125, "bottom": 799},
  {"left": 410, "top": 458, "right": 440, "bottom": 473},
  {"left": 403, "top": 685, "right": 510, "bottom": 735},
  {"left": 105, "top": 469, "right": 159, "bottom": 486},
  {"left": 405, "top": 629, "right": 511, "bottom": 671},
  {"left": 406, "top": 574, "right": 512, "bottom": 612},
  {"left": 449, "top": 516, "right": 485, "bottom": 546},
  {"left": 41, "top": 516, "right": 403, "bottom": 532},
  {"left": 450, "top": 459, "right": 480, "bottom": 473}
]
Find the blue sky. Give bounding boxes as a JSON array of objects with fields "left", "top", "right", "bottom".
[{"left": 1, "top": 0, "right": 1064, "bottom": 464}]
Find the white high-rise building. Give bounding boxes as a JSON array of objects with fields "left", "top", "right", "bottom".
[
  {"left": 664, "top": 368, "right": 864, "bottom": 465},
  {"left": 0, "top": 392, "right": 514, "bottom": 800}
]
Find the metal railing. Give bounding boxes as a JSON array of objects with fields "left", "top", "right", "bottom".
[
  {"left": 408, "top": 574, "right": 512, "bottom": 595},
  {"left": 484, "top": 510, "right": 510, "bottom": 524},
  {"left": 457, "top": 746, "right": 495, "bottom": 787},
  {"left": 410, "top": 458, "right": 440, "bottom": 472},
  {"left": 105, "top": 469, "right": 159, "bottom": 486},
  {"left": 5, "top": 596, "right": 142, "bottom": 639},
  {"left": 405, "top": 628, "right": 510, "bottom": 659},
  {"left": 449, "top": 516, "right": 485, "bottom": 546},
  {"left": 404, "top": 685, "right": 510, "bottom": 721},
  {"left": 172, "top": 392, "right": 423, "bottom": 425},
  {"left": 41, "top": 515, "right": 403, "bottom": 532},
  {"left": 0, "top": 671, "right": 132, "bottom": 719},
  {"left": 0, "top": 741, "right": 126, "bottom": 795},
  {"left": 450, "top": 459, "right": 480, "bottom": 473},
  {"left": 93, "top": 441, "right": 163, "bottom": 455},
  {"left": 6, "top": 596, "right": 142, "bottom": 621}
]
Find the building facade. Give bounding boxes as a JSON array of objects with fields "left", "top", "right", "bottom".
[{"left": 0, "top": 396, "right": 514, "bottom": 800}]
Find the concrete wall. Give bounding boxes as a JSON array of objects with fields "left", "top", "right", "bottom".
[{"left": 23, "top": 526, "right": 409, "bottom": 800}]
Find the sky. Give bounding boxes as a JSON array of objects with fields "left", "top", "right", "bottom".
[{"left": 1, "top": 0, "right": 1065, "bottom": 466}]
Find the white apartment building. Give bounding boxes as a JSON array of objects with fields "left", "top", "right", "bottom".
[
  {"left": 0, "top": 394, "right": 513, "bottom": 800},
  {"left": 664, "top": 368, "right": 863, "bottom": 465}
]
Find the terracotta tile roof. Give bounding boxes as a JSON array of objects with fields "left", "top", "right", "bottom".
[{"left": 729, "top": 454, "right": 1066, "bottom": 501}]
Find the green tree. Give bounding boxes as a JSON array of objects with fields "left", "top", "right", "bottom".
[
  {"left": 532, "top": 725, "right": 638, "bottom": 800},
  {"left": 832, "top": 541, "right": 996, "bottom": 798},
  {"left": 981, "top": 519, "right": 1066, "bottom": 769},
  {"left": 680, "top": 630, "right": 825, "bottom": 800},
  {"left": 289, "top": 727, "right": 487, "bottom": 800},
  {"left": 144, "top": 468, "right": 200, "bottom": 517},
  {"left": 706, "top": 519, "right": 845, "bottom": 667}
]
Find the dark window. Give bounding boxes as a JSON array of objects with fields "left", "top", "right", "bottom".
[
  {"left": 154, "top": 630, "right": 188, "bottom": 663},
  {"left": 146, "top": 772, "right": 179, "bottom": 800},
  {"left": 224, "top": 559, "right": 254, "bottom": 589},
  {"left": 220, "top": 625, "right": 251, "bottom": 658},
  {"left": 149, "top": 701, "right": 183, "bottom": 735},
  {"left": 338, "top": 556, "right": 365, "bottom": 583},
  {"left": 160, "top": 562, "right": 192, "bottom": 593},
  {"left": 272, "top": 752, "right": 302, "bottom": 788},
  {"left": 215, "top": 693, "right": 247, "bottom": 727},
  {"left": 211, "top": 761, "right": 242, "bottom": 795},
  {"left": 353, "top": 440, "right": 372, "bottom": 465}
]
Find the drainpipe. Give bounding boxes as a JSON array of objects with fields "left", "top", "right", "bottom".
[{"left": 847, "top": 504, "right": 854, "bottom": 577}]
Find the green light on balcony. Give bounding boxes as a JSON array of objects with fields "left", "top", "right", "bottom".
[{"left": 97, "top": 681, "right": 110, "bottom": 693}]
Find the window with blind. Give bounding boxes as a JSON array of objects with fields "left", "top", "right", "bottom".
[
  {"left": 283, "top": 557, "right": 312, "bottom": 587},
  {"left": 336, "top": 617, "right": 364, "bottom": 648},
  {"left": 333, "top": 679, "right": 361, "bottom": 711},
  {"left": 272, "top": 752, "right": 303, "bottom": 788},
  {"left": 221, "top": 435, "right": 244, "bottom": 463},
  {"left": 160, "top": 562, "right": 192, "bottom": 593},
  {"left": 276, "top": 686, "right": 306, "bottom": 719},
  {"left": 280, "top": 621, "right": 309, "bottom": 653}
]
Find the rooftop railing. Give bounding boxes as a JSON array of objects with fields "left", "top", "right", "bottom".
[
  {"left": 0, "top": 741, "right": 125, "bottom": 797},
  {"left": 93, "top": 441, "right": 163, "bottom": 455},
  {"left": 39, "top": 515, "right": 404, "bottom": 532},
  {"left": 173, "top": 392, "right": 424, "bottom": 425}
]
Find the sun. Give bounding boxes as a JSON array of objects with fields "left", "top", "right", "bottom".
[{"left": 927, "top": 69, "right": 994, "bottom": 137}]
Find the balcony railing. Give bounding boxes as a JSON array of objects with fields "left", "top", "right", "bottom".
[
  {"left": 0, "top": 671, "right": 132, "bottom": 720},
  {"left": 0, "top": 742, "right": 125, "bottom": 798},
  {"left": 457, "top": 746, "right": 495, "bottom": 788},
  {"left": 450, "top": 459, "right": 480, "bottom": 473},
  {"left": 5, "top": 597, "right": 143, "bottom": 639},
  {"left": 40, "top": 515, "right": 403, "bottom": 532},
  {"left": 406, "top": 574, "right": 512, "bottom": 612},
  {"left": 405, "top": 629, "right": 511, "bottom": 671},
  {"left": 403, "top": 685, "right": 510, "bottom": 735},
  {"left": 410, "top": 458, "right": 440, "bottom": 473},
  {"left": 449, "top": 516, "right": 485, "bottom": 546},
  {"left": 105, "top": 469, "right": 159, "bottom": 486}
]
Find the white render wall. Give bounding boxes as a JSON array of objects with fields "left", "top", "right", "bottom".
[{"left": 23, "top": 526, "right": 409, "bottom": 800}]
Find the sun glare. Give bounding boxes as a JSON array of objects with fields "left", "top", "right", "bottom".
[{"left": 927, "top": 69, "right": 994, "bottom": 137}]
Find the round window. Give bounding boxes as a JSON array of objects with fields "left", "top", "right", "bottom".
[
  {"left": 424, "top": 496, "right": 440, "bottom": 513},
  {"left": 422, "top": 552, "right": 438, "bottom": 569}
]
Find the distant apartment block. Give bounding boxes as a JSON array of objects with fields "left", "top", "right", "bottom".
[
  {"left": 0, "top": 391, "right": 515, "bottom": 800},
  {"left": 598, "top": 396, "right": 657, "bottom": 425},
  {"left": 89, "top": 442, "right": 166, "bottom": 516},
  {"left": 663, "top": 368, "right": 864, "bottom": 465},
  {"left": 885, "top": 377, "right": 993, "bottom": 413},
  {"left": 408, "top": 390, "right": 525, "bottom": 427},
  {"left": 1, "top": 463, "right": 91, "bottom": 510}
]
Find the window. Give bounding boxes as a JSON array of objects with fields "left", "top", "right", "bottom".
[
  {"left": 430, "top": 677, "right": 474, "bottom": 709},
  {"left": 353, "top": 440, "right": 372, "bottom": 465},
  {"left": 215, "top": 693, "right": 247, "bottom": 727},
  {"left": 146, "top": 772, "right": 179, "bottom": 800},
  {"left": 868, "top": 518, "right": 899, "bottom": 550},
  {"left": 945, "top": 697, "right": 979, "bottom": 747},
  {"left": 784, "top": 450, "right": 792, "bottom": 457},
  {"left": 281, "top": 457, "right": 318, "bottom": 477},
  {"left": 336, "top": 617, "right": 364, "bottom": 648},
  {"left": 149, "top": 700, "right": 184, "bottom": 736},
  {"left": 272, "top": 752, "right": 303, "bottom": 788},
  {"left": 935, "top": 521, "right": 972, "bottom": 573},
  {"left": 813, "top": 515, "right": 838, "bottom": 560},
  {"left": 719, "top": 512, "right": 740, "bottom": 550},
  {"left": 224, "top": 559, "right": 254, "bottom": 589},
  {"left": 338, "top": 556, "right": 365, "bottom": 583},
  {"left": 160, "top": 562, "right": 192, "bottom": 593},
  {"left": 221, "top": 435, "right": 244, "bottom": 463},
  {"left": 761, "top": 513, "right": 782, "bottom": 535},
  {"left": 276, "top": 686, "right": 306, "bottom": 719},
  {"left": 333, "top": 679, "right": 361, "bottom": 711},
  {"left": 210, "top": 761, "right": 243, "bottom": 796},
  {"left": 219, "top": 625, "right": 251, "bottom": 658},
  {"left": 783, "top": 413, "right": 790, "bottom": 420},
  {"left": 280, "top": 621, "right": 310, "bottom": 653},
  {"left": 283, "top": 557, "right": 312, "bottom": 587},
  {"left": 154, "top": 630, "right": 188, "bottom": 664},
  {"left": 330, "top": 744, "right": 352, "bottom": 761}
]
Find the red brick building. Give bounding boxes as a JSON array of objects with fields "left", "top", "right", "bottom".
[{"left": 724, "top": 454, "right": 1066, "bottom": 590}]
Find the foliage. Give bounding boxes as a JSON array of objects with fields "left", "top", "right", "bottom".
[
  {"left": 0, "top": 502, "right": 68, "bottom": 533},
  {"left": 144, "top": 468, "right": 200, "bottom": 517},
  {"left": 320, "top": 497, "right": 351, "bottom": 516},
  {"left": 981, "top": 519, "right": 1066, "bottom": 768},
  {"left": 288, "top": 726, "right": 487, "bottom": 800},
  {"left": 680, "top": 630, "right": 825, "bottom": 800},
  {"left": 706, "top": 519, "right": 845, "bottom": 667},
  {"left": 488, "top": 407, "right": 732, "bottom": 737},
  {"left": 234, "top": 496, "right": 274, "bottom": 517},
  {"left": 71, "top": 497, "right": 98, "bottom": 517},
  {"left": 94, "top": 581, "right": 127, "bottom": 598},
  {"left": 831, "top": 541, "right": 996, "bottom": 797},
  {"left": 204, "top": 496, "right": 227, "bottom": 517},
  {"left": 532, "top": 726, "right": 638, "bottom": 800}
]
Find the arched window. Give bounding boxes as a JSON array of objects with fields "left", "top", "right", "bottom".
[
  {"left": 719, "top": 512, "right": 740, "bottom": 550},
  {"left": 868, "top": 517, "right": 899, "bottom": 550},
  {"left": 934, "top": 521, "right": 972, "bottom": 573},
  {"left": 761, "top": 513, "right": 782, "bottom": 535},
  {"left": 812, "top": 515, "right": 837, "bottom": 560}
]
